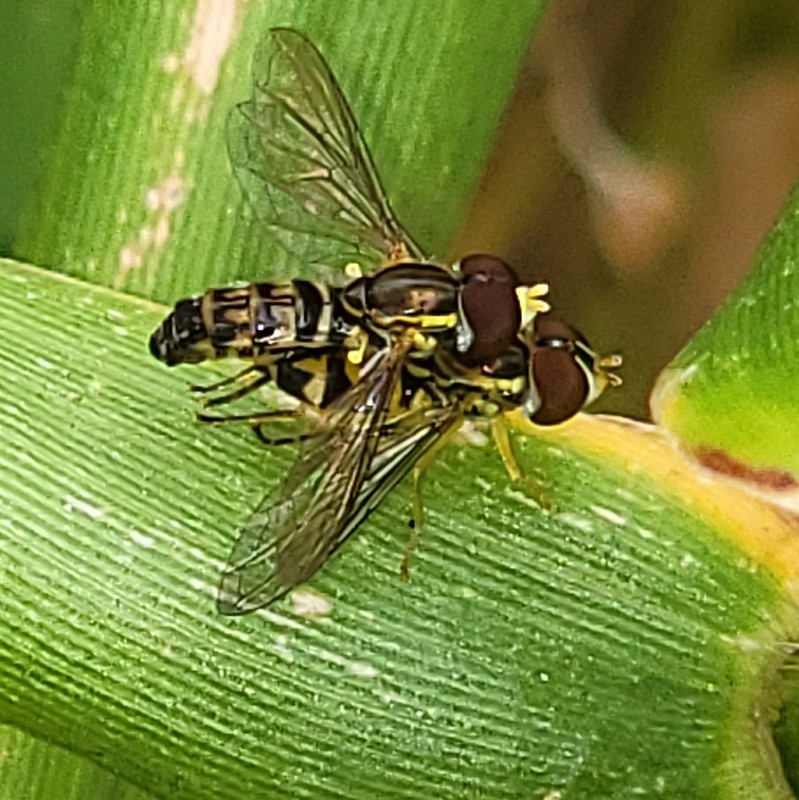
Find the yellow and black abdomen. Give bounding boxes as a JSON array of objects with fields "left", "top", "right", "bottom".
[{"left": 149, "top": 280, "right": 343, "bottom": 367}]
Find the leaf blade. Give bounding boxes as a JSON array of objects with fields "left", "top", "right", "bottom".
[{"left": 0, "top": 258, "right": 796, "bottom": 799}]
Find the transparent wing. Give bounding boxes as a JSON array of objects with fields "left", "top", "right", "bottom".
[
  {"left": 328, "top": 402, "right": 464, "bottom": 546},
  {"left": 228, "top": 27, "right": 423, "bottom": 275},
  {"left": 217, "top": 341, "right": 412, "bottom": 614}
]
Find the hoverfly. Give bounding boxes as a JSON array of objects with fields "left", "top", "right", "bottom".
[
  {"left": 149, "top": 28, "right": 621, "bottom": 614},
  {"left": 149, "top": 26, "right": 550, "bottom": 385},
  {"left": 210, "top": 313, "right": 620, "bottom": 614}
]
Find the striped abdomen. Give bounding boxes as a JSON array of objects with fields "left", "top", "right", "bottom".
[{"left": 149, "top": 280, "right": 348, "bottom": 367}]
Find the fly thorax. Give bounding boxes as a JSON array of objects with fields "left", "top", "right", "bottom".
[{"left": 347, "top": 263, "right": 459, "bottom": 333}]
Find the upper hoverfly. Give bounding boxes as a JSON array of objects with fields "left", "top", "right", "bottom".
[{"left": 149, "top": 28, "right": 621, "bottom": 614}]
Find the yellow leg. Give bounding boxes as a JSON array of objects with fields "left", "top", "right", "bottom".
[
  {"left": 491, "top": 415, "right": 522, "bottom": 481},
  {"left": 492, "top": 416, "right": 554, "bottom": 511},
  {"left": 395, "top": 412, "right": 466, "bottom": 581}
]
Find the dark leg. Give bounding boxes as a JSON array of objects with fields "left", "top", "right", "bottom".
[
  {"left": 253, "top": 424, "right": 316, "bottom": 447},
  {"left": 200, "top": 373, "right": 273, "bottom": 408},
  {"left": 197, "top": 408, "right": 310, "bottom": 447},
  {"left": 190, "top": 366, "right": 258, "bottom": 394},
  {"left": 197, "top": 409, "right": 299, "bottom": 426}
]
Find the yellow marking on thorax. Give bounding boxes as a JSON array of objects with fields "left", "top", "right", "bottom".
[
  {"left": 495, "top": 376, "right": 527, "bottom": 395},
  {"left": 416, "top": 312, "right": 458, "bottom": 329},
  {"left": 405, "top": 360, "right": 433, "bottom": 379},
  {"left": 411, "top": 331, "right": 439, "bottom": 352},
  {"left": 344, "top": 262, "right": 363, "bottom": 279},
  {"left": 344, "top": 327, "right": 369, "bottom": 364}
]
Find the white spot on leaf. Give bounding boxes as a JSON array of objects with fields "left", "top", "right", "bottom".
[
  {"left": 590, "top": 505, "right": 627, "bottom": 526},
  {"left": 290, "top": 587, "right": 333, "bottom": 618},
  {"left": 183, "top": 0, "right": 240, "bottom": 95},
  {"left": 345, "top": 661, "right": 379, "bottom": 679},
  {"left": 63, "top": 496, "right": 105, "bottom": 520},
  {"left": 129, "top": 531, "right": 155, "bottom": 548},
  {"left": 116, "top": 172, "right": 187, "bottom": 286},
  {"left": 271, "top": 635, "right": 295, "bottom": 664},
  {"left": 555, "top": 512, "right": 595, "bottom": 533}
]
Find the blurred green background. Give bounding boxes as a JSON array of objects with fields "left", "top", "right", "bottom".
[{"left": 3, "top": 1, "right": 799, "bottom": 417}]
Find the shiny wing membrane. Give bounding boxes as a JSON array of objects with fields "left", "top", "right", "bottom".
[
  {"left": 228, "top": 28, "right": 423, "bottom": 274},
  {"left": 331, "top": 402, "right": 464, "bottom": 544},
  {"left": 218, "top": 340, "right": 414, "bottom": 614}
]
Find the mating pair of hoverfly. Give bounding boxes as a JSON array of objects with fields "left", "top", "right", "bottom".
[{"left": 149, "top": 28, "right": 621, "bottom": 614}]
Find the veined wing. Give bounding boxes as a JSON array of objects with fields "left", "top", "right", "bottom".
[
  {"left": 217, "top": 340, "right": 412, "bottom": 614},
  {"left": 228, "top": 28, "right": 423, "bottom": 275},
  {"left": 327, "top": 402, "right": 465, "bottom": 550}
]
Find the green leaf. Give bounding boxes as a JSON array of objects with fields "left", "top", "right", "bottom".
[
  {"left": 652, "top": 180, "right": 799, "bottom": 485},
  {"left": 0, "top": 726, "right": 153, "bottom": 800},
  {"left": 1, "top": 257, "right": 798, "bottom": 798},
  {"left": 5, "top": 2, "right": 799, "bottom": 798}
]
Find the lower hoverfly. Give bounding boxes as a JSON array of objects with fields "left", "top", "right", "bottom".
[
  {"left": 207, "top": 313, "right": 620, "bottom": 614},
  {"left": 155, "top": 307, "right": 619, "bottom": 614},
  {"left": 149, "top": 28, "right": 622, "bottom": 613}
]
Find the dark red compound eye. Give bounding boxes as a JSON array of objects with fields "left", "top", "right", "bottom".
[
  {"left": 457, "top": 254, "right": 521, "bottom": 364},
  {"left": 529, "top": 316, "right": 592, "bottom": 426}
]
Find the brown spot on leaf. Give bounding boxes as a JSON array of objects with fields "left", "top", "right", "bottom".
[{"left": 696, "top": 447, "right": 797, "bottom": 491}]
